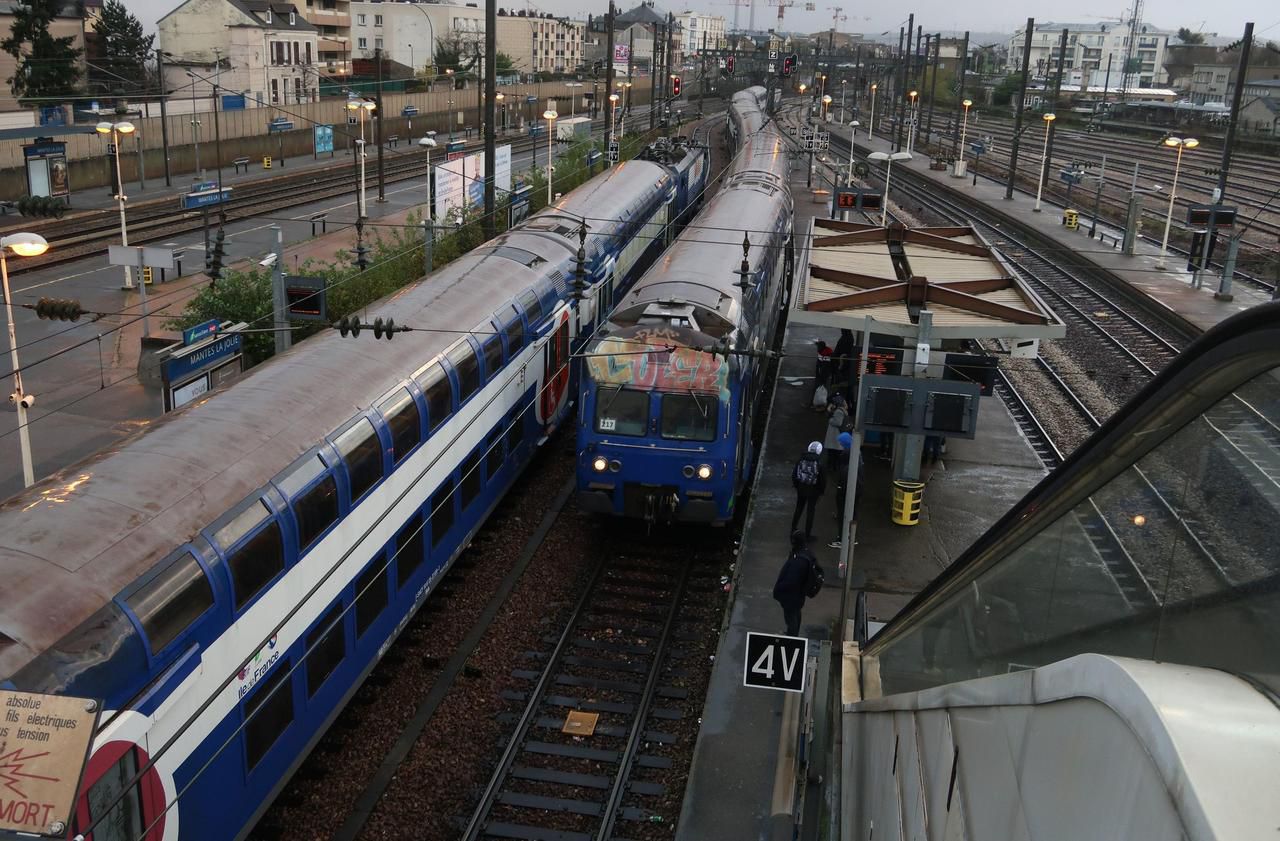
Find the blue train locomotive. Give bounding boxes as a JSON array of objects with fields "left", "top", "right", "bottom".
[
  {"left": 576, "top": 87, "right": 794, "bottom": 525},
  {"left": 0, "top": 137, "right": 707, "bottom": 841}
]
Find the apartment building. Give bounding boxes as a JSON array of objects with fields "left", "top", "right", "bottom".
[
  {"left": 496, "top": 12, "right": 584, "bottom": 76},
  {"left": 1007, "top": 21, "right": 1172, "bottom": 88},
  {"left": 676, "top": 11, "right": 724, "bottom": 53},
  {"left": 159, "top": 0, "right": 318, "bottom": 106},
  {"left": 348, "top": 1, "right": 483, "bottom": 71},
  {"left": 301, "top": 0, "right": 352, "bottom": 76}
]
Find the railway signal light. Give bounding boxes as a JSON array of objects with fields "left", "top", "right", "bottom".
[
  {"left": 671, "top": 75, "right": 681, "bottom": 97},
  {"left": 16, "top": 195, "right": 68, "bottom": 218},
  {"left": 207, "top": 227, "right": 226, "bottom": 281},
  {"left": 34, "top": 297, "right": 85, "bottom": 321},
  {"left": 781, "top": 53, "right": 797, "bottom": 77},
  {"left": 726, "top": 55, "right": 735, "bottom": 75}
]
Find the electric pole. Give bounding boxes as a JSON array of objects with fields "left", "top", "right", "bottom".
[
  {"left": 484, "top": 0, "right": 496, "bottom": 239},
  {"left": 1006, "top": 18, "right": 1034, "bottom": 200}
]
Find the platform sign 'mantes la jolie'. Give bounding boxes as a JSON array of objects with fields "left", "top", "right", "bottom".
[{"left": 0, "top": 690, "right": 101, "bottom": 836}]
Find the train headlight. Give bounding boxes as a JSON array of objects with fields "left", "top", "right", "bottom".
[
  {"left": 696, "top": 463, "right": 713, "bottom": 480},
  {"left": 592, "top": 455, "right": 609, "bottom": 472}
]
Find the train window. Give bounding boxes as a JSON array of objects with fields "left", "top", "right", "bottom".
[
  {"left": 447, "top": 341, "right": 481, "bottom": 402},
  {"left": 415, "top": 362, "right": 452, "bottom": 432},
  {"left": 335, "top": 417, "right": 384, "bottom": 501},
  {"left": 430, "top": 483, "right": 454, "bottom": 548},
  {"left": 660, "top": 393, "right": 718, "bottom": 442},
  {"left": 377, "top": 387, "right": 422, "bottom": 464},
  {"left": 485, "top": 430, "right": 504, "bottom": 481},
  {"left": 396, "top": 513, "right": 426, "bottom": 587},
  {"left": 518, "top": 289, "right": 543, "bottom": 325},
  {"left": 125, "top": 551, "right": 214, "bottom": 656},
  {"left": 244, "top": 662, "right": 293, "bottom": 769},
  {"left": 482, "top": 335, "right": 503, "bottom": 381},
  {"left": 503, "top": 306, "right": 524, "bottom": 355},
  {"left": 595, "top": 386, "right": 649, "bottom": 436},
  {"left": 305, "top": 603, "right": 345, "bottom": 697},
  {"left": 215, "top": 498, "right": 271, "bottom": 550},
  {"left": 505, "top": 408, "right": 524, "bottom": 458},
  {"left": 85, "top": 746, "right": 144, "bottom": 841},
  {"left": 355, "top": 560, "right": 389, "bottom": 637},
  {"left": 277, "top": 455, "right": 339, "bottom": 553},
  {"left": 224, "top": 504, "right": 285, "bottom": 610},
  {"left": 460, "top": 449, "right": 482, "bottom": 509}
]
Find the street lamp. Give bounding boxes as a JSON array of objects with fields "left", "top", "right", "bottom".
[
  {"left": 565, "top": 81, "right": 584, "bottom": 116},
  {"left": 609, "top": 92, "right": 620, "bottom": 145},
  {"left": 1, "top": 232, "right": 49, "bottom": 489},
  {"left": 1157, "top": 136, "right": 1199, "bottom": 270},
  {"left": 907, "top": 90, "right": 919, "bottom": 152},
  {"left": 496, "top": 91, "right": 505, "bottom": 133},
  {"left": 346, "top": 99, "right": 376, "bottom": 219},
  {"left": 868, "top": 151, "right": 912, "bottom": 227},
  {"left": 867, "top": 83, "right": 877, "bottom": 140},
  {"left": 1033, "top": 112, "right": 1056, "bottom": 213},
  {"left": 185, "top": 72, "right": 202, "bottom": 180},
  {"left": 846, "top": 120, "right": 860, "bottom": 182},
  {"left": 96, "top": 121, "right": 140, "bottom": 296},
  {"left": 419, "top": 132, "right": 437, "bottom": 213},
  {"left": 821, "top": 94, "right": 832, "bottom": 122},
  {"left": 543, "top": 108, "right": 557, "bottom": 204},
  {"left": 839, "top": 79, "right": 847, "bottom": 122},
  {"left": 957, "top": 97, "right": 972, "bottom": 176}
]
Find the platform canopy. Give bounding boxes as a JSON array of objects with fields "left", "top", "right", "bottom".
[{"left": 791, "top": 220, "right": 1066, "bottom": 343}]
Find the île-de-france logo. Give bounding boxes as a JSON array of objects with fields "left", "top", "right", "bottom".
[
  {"left": 237, "top": 635, "right": 279, "bottom": 681},
  {"left": 0, "top": 747, "right": 59, "bottom": 798}
]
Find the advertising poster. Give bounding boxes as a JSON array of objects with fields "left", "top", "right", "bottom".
[
  {"left": 434, "top": 145, "right": 513, "bottom": 222},
  {"left": 613, "top": 44, "right": 630, "bottom": 74}
]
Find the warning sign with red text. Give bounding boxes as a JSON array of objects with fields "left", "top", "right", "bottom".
[{"left": 0, "top": 690, "right": 100, "bottom": 836}]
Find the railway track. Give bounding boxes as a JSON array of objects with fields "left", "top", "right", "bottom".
[
  {"left": 462, "top": 549, "right": 710, "bottom": 841},
  {"left": 3, "top": 108, "right": 663, "bottom": 275}
]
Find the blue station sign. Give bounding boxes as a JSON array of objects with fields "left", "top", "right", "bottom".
[
  {"left": 180, "top": 186, "right": 232, "bottom": 210},
  {"left": 166, "top": 332, "right": 243, "bottom": 383},
  {"left": 182, "top": 319, "right": 221, "bottom": 346},
  {"left": 402, "top": 105, "right": 419, "bottom": 117},
  {"left": 268, "top": 117, "right": 295, "bottom": 132}
]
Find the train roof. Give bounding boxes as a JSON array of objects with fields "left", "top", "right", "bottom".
[{"left": 0, "top": 158, "right": 675, "bottom": 679}]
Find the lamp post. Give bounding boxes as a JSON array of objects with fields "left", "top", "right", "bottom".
[
  {"left": 496, "top": 91, "right": 505, "bottom": 134},
  {"left": 543, "top": 108, "right": 557, "bottom": 204},
  {"left": 1, "top": 232, "right": 49, "bottom": 489},
  {"left": 346, "top": 99, "right": 376, "bottom": 219},
  {"left": 446, "top": 68, "right": 455, "bottom": 141},
  {"left": 96, "top": 121, "right": 138, "bottom": 293},
  {"left": 419, "top": 132, "right": 437, "bottom": 209},
  {"left": 868, "top": 151, "right": 912, "bottom": 227},
  {"left": 185, "top": 72, "right": 202, "bottom": 180},
  {"left": 1033, "top": 112, "right": 1056, "bottom": 213},
  {"left": 867, "top": 83, "right": 877, "bottom": 140},
  {"left": 846, "top": 120, "right": 860, "bottom": 182},
  {"left": 1157, "top": 136, "right": 1198, "bottom": 270},
  {"left": 609, "top": 92, "right": 620, "bottom": 145},
  {"left": 840, "top": 78, "right": 847, "bottom": 122},
  {"left": 821, "top": 94, "right": 832, "bottom": 122},
  {"left": 565, "top": 81, "right": 584, "bottom": 116},
  {"left": 907, "top": 90, "right": 918, "bottom": 152}
]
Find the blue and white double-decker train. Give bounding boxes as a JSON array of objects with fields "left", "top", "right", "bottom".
[
  {"left": 576, "top": 86, "right": 794, "bottom": 525},
  {"left": 0, "top": 136, "right": 709, "bottom": 841}
]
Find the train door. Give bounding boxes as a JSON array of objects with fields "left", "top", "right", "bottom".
[
  {"left": 663, "top": 200, "right": 675, "bottom": 245},
  {"left": 538, "top": 311, "right": 572, "bottom": 425}
]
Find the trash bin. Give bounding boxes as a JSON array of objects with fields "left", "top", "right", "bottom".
[
  {"left": 891, "top": 480, "right": 924, "bottom": 526},
  {"left": 263, "top": 156, "right": 273, "bottom": 169},
  {"left": 1063, "top": 208, "right": 1079, "bottom": 230}
]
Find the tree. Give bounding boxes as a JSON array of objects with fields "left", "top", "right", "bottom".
[
  {"left": 2, "top": 0, "right": 83, "bottom": 101},
  {"left": 496, "top": 51, "right": 516, "bottom": 75},
  {"left": 992, "top": 73, "right": 1021, "bottom": 107},
  {"left": 1177, "top": 27, "right": 1206, "bottom": 45},
  {"left": 88, "top": 0, "right": 155, "bottom": 95},
  {"left": 434, "top": 35, "right": 479, "bottom": 82}
]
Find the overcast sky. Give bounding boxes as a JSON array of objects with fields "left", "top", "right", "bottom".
[{"left": 134, "top": 0, "right": 1271, "bottom": 46}]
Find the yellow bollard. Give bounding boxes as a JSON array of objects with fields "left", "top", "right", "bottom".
[
  {"left": 1063, "top": 208, "right": 1079, "bottom": 231},
  {"left": 891, "top": 480, "right": 925, "bottom": 526},
  {"left": 263, "top": 156, "right": 273, "bottom": 169}
]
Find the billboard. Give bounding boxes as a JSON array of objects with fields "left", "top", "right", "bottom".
[
  {"left": 613, "top": 43, "right": 630, "bottom": 74},
  {"left": 433, "top": 144, "right": 512, "bottom": 222}
]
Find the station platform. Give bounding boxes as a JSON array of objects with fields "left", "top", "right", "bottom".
[
  {"left": 830, "top": 122, "right": 1274, "bottom": 335},
  {"left": 675, "top": 164, "right": 1048, "bottom": 841}
]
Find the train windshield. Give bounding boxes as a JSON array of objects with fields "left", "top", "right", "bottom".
[
  {"left": 595, "top": 386, "right": 649, "bottom": 436},
  {"left": 660, "top": 393, "right": 718, "bottom": 442}
]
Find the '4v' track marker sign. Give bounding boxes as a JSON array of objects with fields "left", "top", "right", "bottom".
[{"left": 743, "top": 632, "right": 807, "bottom": 693}]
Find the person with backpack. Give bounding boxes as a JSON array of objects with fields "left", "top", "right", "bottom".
[
  {"left": 773, "top": 531, "right": 822, "bottom": 636},
  {"left": 824, "top": 393, "right": 851, "bottom": 469},
  {"left": 790, "top": 441, "right": 826, "bottom": 540}
]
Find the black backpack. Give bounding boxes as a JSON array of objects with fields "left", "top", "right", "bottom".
[
  {"left": 805, "top": 556, "right": 825, "bottom": 598},
  {"left": 794, "top": 456, "right": 819, "bottom": 488}
]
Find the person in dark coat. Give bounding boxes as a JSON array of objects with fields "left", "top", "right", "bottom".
[
  {"left": 813, "top": 340, "right": 834, "bottom": 389},
  {"left": 790, "top": 441, "right": 826, "bottom": 539},
  {"left": 773, "top": 531, "right": 816, "bottom": 636},
  {"left": 833, "top": 329, "right": 855, "bottom": 381}
]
